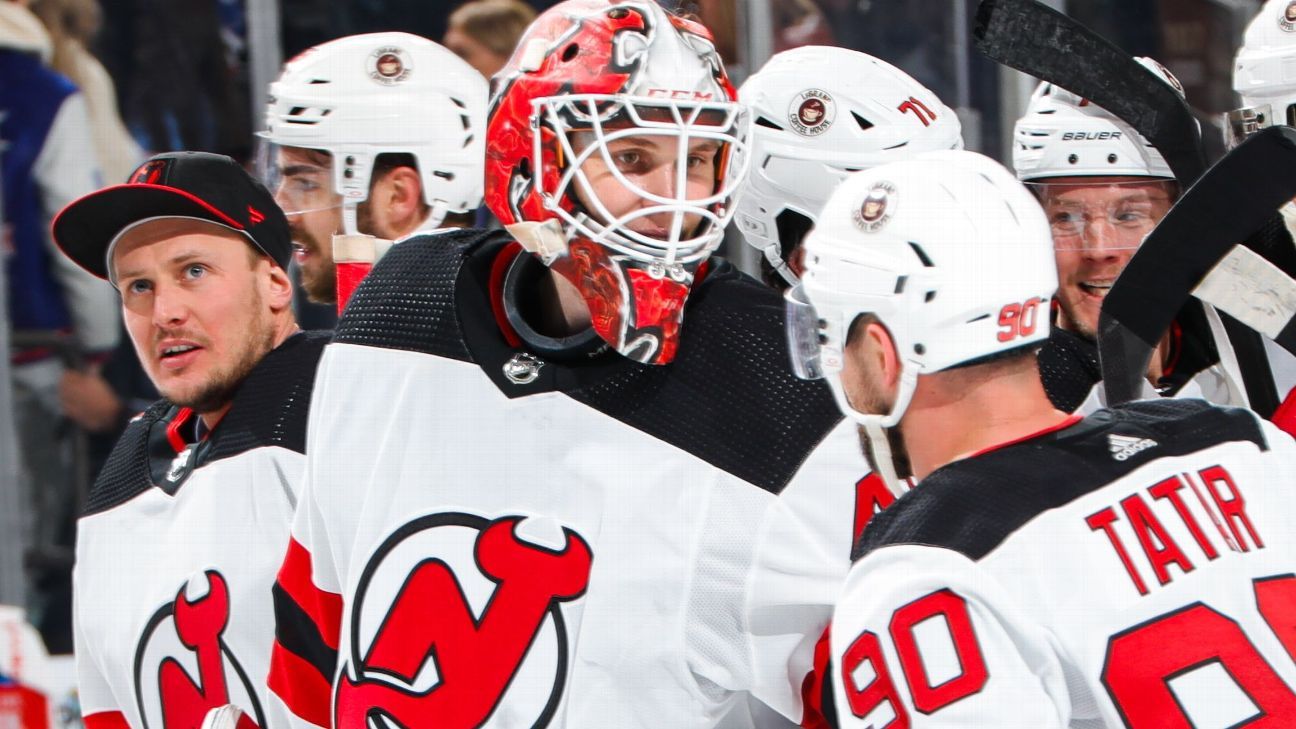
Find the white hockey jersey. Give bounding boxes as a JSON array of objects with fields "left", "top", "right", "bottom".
[
  {"left": 266, "top": 230, "right": 867, "bottom": 728},
  {"left": 74, "top": 332, "right": 328, "bottom": 729},
  {"left": 831, "top": 398, "right": 1296, "bottom": 728}
]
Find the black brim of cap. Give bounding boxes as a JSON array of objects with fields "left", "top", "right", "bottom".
[{"left": 53, "top": 184, "right": 254, "bottom": 280}]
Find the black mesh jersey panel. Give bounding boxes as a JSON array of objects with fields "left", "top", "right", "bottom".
[
  {"left": 331, "top": 229, "right": 504, "bottom": 363},
  {"left": 84, "top": 331, "right": 330, "bottom": 516},
  {"left": 328, "top": 229, "right": 844, "bottom": 495},
  {"left": 1038, "top": 327, "right": 1101, "bottom": 413},
  {"left": 852, "top": 399, "right": 1267, "bottom": 563},
  {"left": 565, "top": 266, "right": 844, "bottom": 494}
]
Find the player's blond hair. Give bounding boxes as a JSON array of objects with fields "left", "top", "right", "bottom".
[{"left": 448, "top": 0, "right": 537, "bottom": 58}]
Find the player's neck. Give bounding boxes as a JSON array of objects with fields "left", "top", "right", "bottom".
[
  {"left": 900, "top": 369, "right": 1070, "bottom": 481},
  {"left": 538, "top": 268, "right": 593, "bottom": 336}
]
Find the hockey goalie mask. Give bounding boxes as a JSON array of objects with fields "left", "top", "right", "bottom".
[
  {"left": 737, "top": 46, "right": 963, "bottom": 287},
  {"left": 787, "top": 151, "right": 1056, "bottom": 493},
  {"left": 1229, "top": 0, "right": 1296, "bottom": 149},
  {"left": 485, "top": 0, "right": 752, "bottom": 365}
]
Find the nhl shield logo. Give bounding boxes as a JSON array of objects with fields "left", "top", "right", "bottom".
[
  {"left": 852, "top": 182, "right": 897, "bottom": 232},
  {"left": 1282, "top": 1, "right": 1296, "bottom": 32},
  {"left": 337, "top": 513, "right": 592, "bottom": 728},
  {"left": 788, "top": 89, "right": 835, "bottom": 136},
  {"left": 369, "top": 46, "right": 411, "bottom": 84}
]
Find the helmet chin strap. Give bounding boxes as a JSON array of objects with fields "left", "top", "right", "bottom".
[
  {"left": 415, "top": 199, "right": 453, "bottom": 234},
  {"left": 342, "top": 200, "right": 360, "bottom": 237},
  {"left": 862, "top": 422, "right": 907, "bottom": 498},
  {"left": 762, "top": 242, "right": 798, "bottom": 287},
  {"left": 832, "top": 365, "right": 919, "bottom": 499}
]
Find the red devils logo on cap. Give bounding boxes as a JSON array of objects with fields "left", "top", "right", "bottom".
[
  {"left": 337, "top": 513, "right": 592, "bottom": 727},
  {"left": 132, "top": 571, "right": 265, "bottom": 729},
  {"left": 130, "top": 160, "right": 171, "bottom": 185}
]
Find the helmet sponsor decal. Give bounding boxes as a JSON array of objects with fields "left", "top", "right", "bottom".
[
  {"left": 368, "top": 46, "right": 411, "bottom": 85},
  {"left": 788, "top": 89, "right": 836, "bottom": 136},
  {"left": 1283, "top": 1, "right": 1296, "bottom": 32},
  {"left": 853, "top": 182, "right": 897, "bottom": 232}
]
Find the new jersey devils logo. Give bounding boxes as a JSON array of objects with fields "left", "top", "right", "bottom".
[
  {"left": 338, "top": 513, "right": 593, "bottom": 728},
  {"left": 133, "top": 571, "right": 265, "bottom": 729}
]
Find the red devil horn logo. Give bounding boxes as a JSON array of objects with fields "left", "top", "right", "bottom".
[
  {"left": 158, "top": 571, "right": 261, "bottom": 729},
  {"left": 337, "top": 516, "right": 593, "bottom": 728}
]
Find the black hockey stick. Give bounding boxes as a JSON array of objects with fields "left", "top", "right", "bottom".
[
  {"left": 974, "top": 0, "right": 1206, "bottom": 185},
  {"left": 1098, "top": 125, "right": 1296, "bottom": 404}
]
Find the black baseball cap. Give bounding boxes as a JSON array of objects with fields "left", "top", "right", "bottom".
[{"left": 53, "top": 151, "right": 292, "bottom": 282}]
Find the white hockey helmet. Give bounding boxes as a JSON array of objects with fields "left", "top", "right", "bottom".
[
  {"left": 788, "top": 151, "right": 1056, "bottom": 487},
  {"left": 736, "top": 46, "right": 963, "bottom": 286},
  {"left": 1229, "top": 0, "right": 1296, "bottom": 147},
  {"left": 259, "top": 32, "right": 488, "bottom": 234},
  {"left": 1013, "top": 58, "right": 1181, "bottom": 181}
]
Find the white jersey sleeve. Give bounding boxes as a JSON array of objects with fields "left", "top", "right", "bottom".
[{"left": 72, "top": 579, "right": 128, "bottom": 729}]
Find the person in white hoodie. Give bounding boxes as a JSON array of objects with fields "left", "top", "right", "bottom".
[{"left": 0, "top": 0, "right": 117, "bottom": 644}]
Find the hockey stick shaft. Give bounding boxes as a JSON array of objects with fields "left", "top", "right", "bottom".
[
  {"left": 1099, "top": 126, "right": 1296, "bottom": 404},
  {"left": 975, "top": 0, "right": 1206, "bottom": 186}
]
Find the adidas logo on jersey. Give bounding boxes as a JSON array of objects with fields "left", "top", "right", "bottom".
[{"left": 1108, "top": 434, "right": 1157, "bottom": 461}]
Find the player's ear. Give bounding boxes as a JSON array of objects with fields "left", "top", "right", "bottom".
[
  {"left": 865, "top": 321, "right": 902, "bottom": 391},
  {"left": 264, "top": 259, "right": 294, "bottom": 313},
  {"left": 374, "top": 166, "right": 422, "bottom": 229}
]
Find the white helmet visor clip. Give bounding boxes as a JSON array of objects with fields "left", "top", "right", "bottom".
[{"left": 1223, "top": 103, "right": 1296, "bottom": 149}]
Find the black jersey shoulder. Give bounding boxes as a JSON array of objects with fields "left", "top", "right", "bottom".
[
  {"left": 852, "top": 398, "right": 1268, "bottom": 562},
  {"left": 565, "top": 262, "right": 844, "bottom": 494},
  {"left": 83, "top": 331, "right": 329, "bottom": 516},
  {"left": 1038, "top": 327, "right": 1100, "bottom": 413},
  {"left": 334, "top": 233, "right": 842, "bottom": 494},
  {"left": 332, "top": 229, "right": 511, "bottom": 362}
]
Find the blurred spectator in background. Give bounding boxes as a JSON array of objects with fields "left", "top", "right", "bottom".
[
  {"left": 30, "top": 0, "right": 147, "bottom": 653},
  {"left": 694, "top": 0, "right": 739, "bottom": 69},
  {"left": 772, "top": 0, "right": 834, "bottom": 52},
  {"left": 98, "top": 0, "right": 251, "bottom": 161},
  {"left": 444, "top": 0, "right": 536, "bottom": 81},
  {"left": 1, "top": 0, "right": 117, "bottom": 652},
  {"left": 29, "top": 0, "right": 142, "bottom": 182}
]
